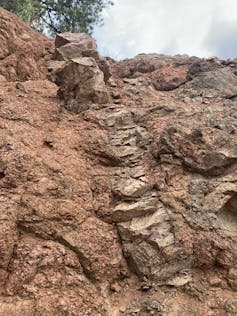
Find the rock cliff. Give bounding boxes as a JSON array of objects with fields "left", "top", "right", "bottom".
[{"left": 0, "top": 7, "right": 237, "bottom": 316}]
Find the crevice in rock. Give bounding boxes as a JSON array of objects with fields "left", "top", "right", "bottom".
[
  {"left": 0, "top": 170, "right": 5, "bottom": 180},
  {"left": 16, "top": 222, "right": 95, "bottom": 283},
  {"left": 56, "top": 236, "right": 95, "bottom": 282},
  {"left": 218, "top": 194, "right": 237, "bottom": 233}
]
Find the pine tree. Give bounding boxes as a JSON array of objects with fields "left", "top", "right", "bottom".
[{"left": 0, "top": 0, "right": 113, "bottom": 35}]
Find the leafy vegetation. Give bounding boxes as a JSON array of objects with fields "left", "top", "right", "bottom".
[{"left": 0, "top": 0, "right": 113, "bottom": 35}]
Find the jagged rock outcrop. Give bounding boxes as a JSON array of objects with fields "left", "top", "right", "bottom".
[
  {"left": 49, "top": 32, "right": 110, "bottom": 111},
  {"left": 0, "top": 9, "right": 237, "bottom": 315},
  {"left": 113, "top": 53, "right": 197, "bottom": 90},
  {"left": 56, "top": 57, "right": 109, "bottom": 111},
  {"left": 54, "top": 32, "right": 111, "bottom": 82}
]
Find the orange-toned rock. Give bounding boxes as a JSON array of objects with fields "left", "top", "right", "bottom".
[
  {"left": 0, "top": 8, "right": 237, "bottom": 316},
  {"left": 0, "top": 7, "right": 53, "bottom": 81}
]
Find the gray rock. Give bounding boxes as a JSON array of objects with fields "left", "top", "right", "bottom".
[
  {"left": 186, "top": 68, "right": 237, "bottom": 98},
  {"left": 57, "top": 57, "right": 109, "bottom": 107},
  {"left": 112, "top": 146, "right": 142, "bottom": 160},
  {"left": 203, "top": 183, "right": 237, "bottom": 235},
  {"left": 112, "top": 177, "right": 152, "bottom": 200},
  {"left": 118, "top": 208, "right": 173, "bottom": 246},
  {"left": 156, "top": 114, "right": 237, "bottom": 176},
  {"left": 47, "top": 60, "right": 67, "bottom": 83},
  {"left": 55, "top": 32, "right": 97, "bottom": 50},
  {"left": 55, "top": 42, "right": 99, "bottom": 61},
  {"left": 116, "top": 208, "right": 188, "bottom": 280},
  {"left": 164, "top": 272, "right": 192, "bottom": 287},
  {"left": 108, "top": 195, "right": 158, "bottom": 222},
  {"left": 54, "top": 32, "right": 111, "bottom": 82},
  {"left": 187, "top": 59, "right": 222, "bottom": 80}
]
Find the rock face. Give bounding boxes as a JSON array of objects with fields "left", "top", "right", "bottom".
[
  {"left": 155, "top": 112, "right": 237, "bottom": 176},
  {"left": 185, "top": 67, "right": 237, "bottom": 98},
  {"left": 1, "top": 9, "right": 237, "bottom": 316},
  {"left": 0, "top": 7, "right": 53, "bottom": 81},
  {"left": 114, "top": 53, "right": 197, "bottom": 90}
]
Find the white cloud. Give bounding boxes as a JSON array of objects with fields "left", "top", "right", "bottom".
[{"left": 93, "top": 0, "right": 237, "bottom": 60}]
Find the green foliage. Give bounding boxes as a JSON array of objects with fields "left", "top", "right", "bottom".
[{"left": 0, "top": 0, "right": 113, "bottom": 35}]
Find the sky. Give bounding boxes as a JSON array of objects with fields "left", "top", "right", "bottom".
[{"left": 93, "top": 0, "right": 237, "bottom": 60}]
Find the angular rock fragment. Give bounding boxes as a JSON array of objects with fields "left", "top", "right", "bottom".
[
  {"left": 47, "top": 60, "right": 66, "bottom": 83},
  {"left": 118, "top": 207, "right": 174, "bottom": 248},
  {"left": 122, "top": 241, "right": 161, "bottom": 277},
  {"left": 203, "top": 183, "right": 237, "bottom": 235},
  {"left": 117, "top": 209, "right": 188, "bottom": 280},
  {"left": 54, "top": 32, "right": 111, "bottom": 82},
  {"left": 165, "top": 272, "right": 192, "bottom": 287},
  {"left": 130, "top": 166, "right": 146, "bottom": 178},
  {"left": 51, "top": 32, "right": 112, "bottom": 112},
  {"left": 104, "top": 110, "right": 135, "bottom": 127},
  {"left": 55, "top": 32, "right": 97, "bottom": 50},
  {"left": 107, "top": 195, "right": 158, "bottom": 222},
  {"left": 151, "top": 65, "right": 188, "bottom": 91},
  {"left": 57, "top": 57, "right": 109, "bottom": 111},
  {"left": 55, "top": 42, "right": 97, "bottom": 61},
  {"left": 113, "top": 177, "right": 152, "bottom": 200}
]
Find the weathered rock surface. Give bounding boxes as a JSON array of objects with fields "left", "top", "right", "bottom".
[
  {"left": 113, "top": 53, "right": 198, "bottom": 91},
  {"left": 56, "top": 57, "right": 109, "bottom": 110},
  {"left": 183, "top": 67, "right": 237, "bottom": 98},
  {"left": 55, "top": 32, "right": 97, "bottom": 52},
  {"left": 0, "top": 10, "right": 237, "bottom": 316},
  {"left": 187, "top": 57, "right": 222, "bottom": 79},
  {"left": 117, "top": 208, "right": 178, "bottom": 279},
  {"left": 50, "top": 33, "right": 111, "bottom": 111},
  {"left": 0, "top": 7, "right": 53, "bottom": 81},
  {"left": 51, "top": 31, "right": 111, "bottom": 87},
  {"left": 155, "top": 111, "right": 237, "bottom": 176},
  {"left": 108, "top": 195, "right": 158, "bottom": 222}
]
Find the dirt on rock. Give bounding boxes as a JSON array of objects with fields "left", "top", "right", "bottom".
[
  {"left": 0, "top": 8, "right": 237, "bottom": 316},
  {"left": 0, "top": 7, "right": 53, "bottom": 81}
]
